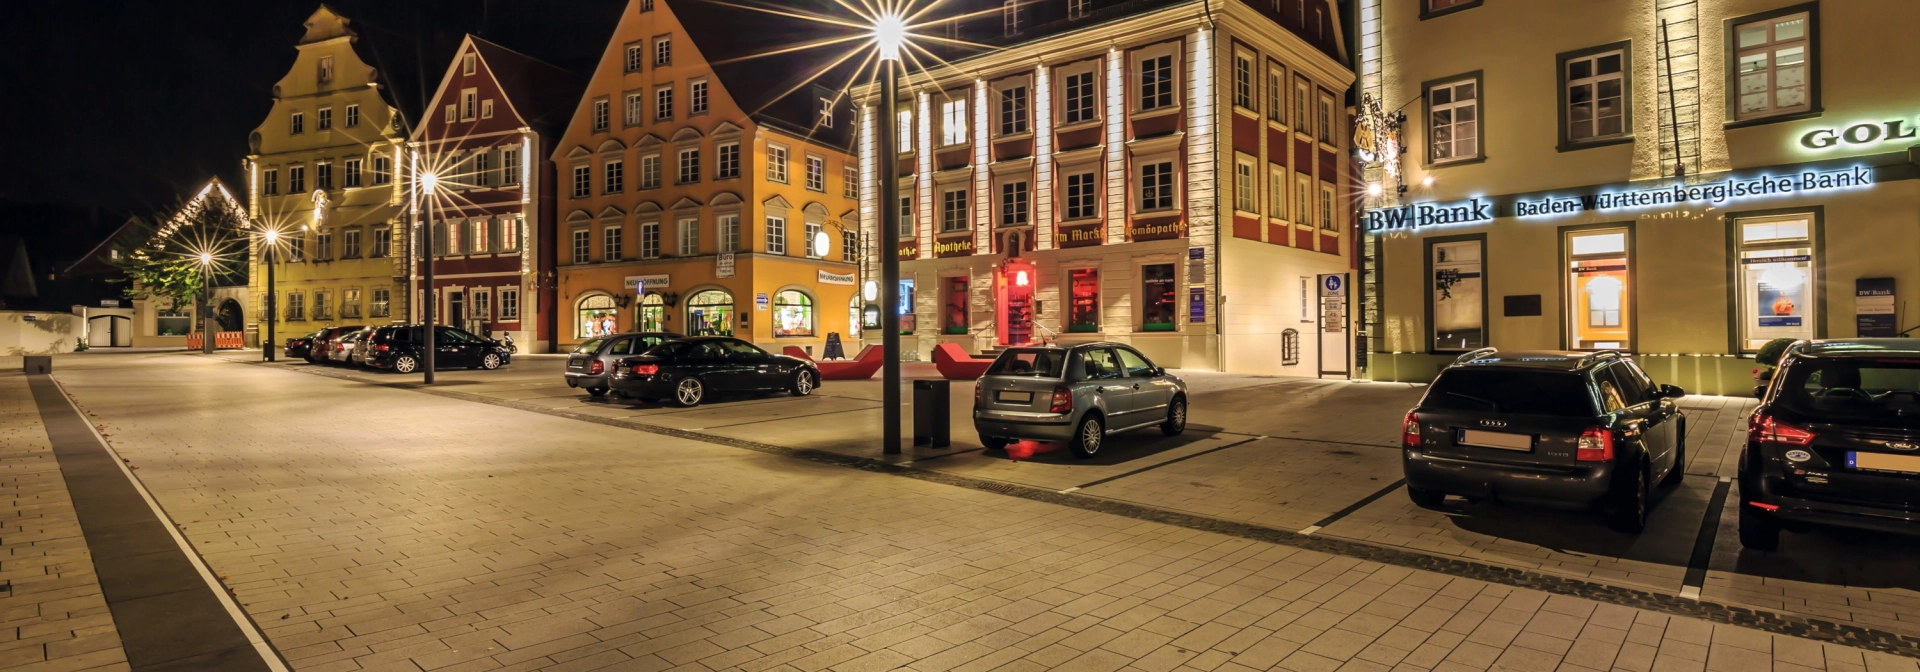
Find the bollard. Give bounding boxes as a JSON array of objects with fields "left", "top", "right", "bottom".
[{"left": 912, "top": 379, "right": 950, "bottom": 448}]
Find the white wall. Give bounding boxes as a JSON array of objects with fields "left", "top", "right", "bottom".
[{"left": 0, "top": 312, "right": 83, "bottom": 357}]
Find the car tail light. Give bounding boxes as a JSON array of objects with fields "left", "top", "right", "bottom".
[
  {"left": 1049, "top": 386, "right": 1072, "bottom": 414},
  {"left": 1748, "top": 501, "right": 1780, "bottom": 511},
  {"left": 589, "top": 360, "right": 605, "bottom": 375},
  {"left": 974, "top": 383, "right": 983, "bottom": 411},
  {"left": 1577, "top": 427, "right": 1614, "bottom": 462},
  {"left": 631, "top": 364, "right": 659, "bottom": 376},
  {"left": 374, "top": 344, "right": 389, "bottom": 353},
  {"left": 1402, "top": 412, "right": 1421, "bottom": 448},
  {"left": 1749, "top": 414, "right": 1815, "bottom": 446}
]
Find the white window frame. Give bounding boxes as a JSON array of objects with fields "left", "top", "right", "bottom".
[
  {"left": 625, "top": 92, "right": 644, "bottom": 126},
  {"left": 843, "top": 165, "right": 859, "bottom": 198},
  {"left": 318, "top": 106, "right": 332, "bottom": 130},
  {"left": 765, "top": 216, "right": 787, "bottom": 255},
  {"left": 1233, "top": 154, "right": 1256, "bottom": 214},
  {"left": 1294, "top": 78, "right": 1311, "bottom": 138},
  {"left": 940, "top": 187, "right": 968, "bottom": 233},
  {"left": 1069, "top": 0, "right": 1091, "bottom": 19},
  {"left": 1002, "top": 0, "right": 1022, "bottom": 36},
  {"left": 592, "top": 98, "right": 610, "bottom": 131},
  {"left": 1233, "top": 49, "right": 1256, "bottom": 112},
  {"left": 805, "top": 219, "right": 826, "bottom": 259},
  {"left": 1565, "top": 49, "right": 1627, "bottom": 143},
  {"left": 604, "top": 159, "right": 624, "bottom": 194},
  {"left": 1427, "top": 77, "right": 1480, "bottom": 164},
  {"left": 263, "top": 169, "right": 278, "bottom": 195},
  {"left": 571, "top": 165, "right": 591, "bottom": 198},
  {"left": 940, "top": 96, "right": 968, "bottom": 146},
  {"left": 1134, "top": 156, "right": 1178, "bottom": 214},
  {"left": 1059, "top": 62, "right": 1101, "bottom": 127},
  {"left": 677, "top": 148, "right": 700, "bottom": 185},
  {"left": 290, "top": 111, "right": 304, "bottom": 135},
  {"left": 805, "top": 154, "right": 826, "bottom": 192},
  {"left": 678, "top": 217, "right": 699, "bottom": 257},
  {"left": 1317, "top": 92, "right": 1335, "bottom": 145},
  {"left": 371, "top": 288, "right": 392, "bottom": 318},
  {"left": 318, "top": 55, "right": 334, "bottom": 83},
  {"left": 818, "top": 97, "right": 834, "bottom": 128},
  {"left": 1133, "top": 43, "right": 1181, "bottom": 114},
  {"left": 481, "top": 99, "right": 494, "bottom": 119},
  {"left": 655, "top": 85, "right": 674, "bottom": 121},
  {"left": 1295, "top": 175, "right": 1312, "bottom": 227},
  {"left": 625, "top": 43, "right": 645, "bottom": 73},
  {"left": 1733, "top": 10, "right": 1813, "bottom": 121},
  {"left": 767, "top": 143, "right": 790, "bottom": 183},
  {"left": 571, "top": 229, "right": 591, "bottom": 264},
  {"left": 641, "top": 221, "right": 661, "bottom": 259},
  {"left": 461, "top": 88, "right": 478, "bottom": 121},
  {"left": 1268, "top": 165, "right": 1288, "bottom": 220},
  {"left": 653, "top": 36, "right": 672, "bottom": 67},
  {"left": 690, "top": 79, "right": 709, "bottom": 115},
  {"left": 344, "top": 157, "right": 363, "bottom": 188},
  {"left": 716, "top": 142, "right": 739, "bottom": 180},
  {"left": 1063, "top": 168, "right": 1099, "bottom": 221},
  {"left": 1320, "top": 184, "right": 1338, "bottom": 231},
  {"left": 462, "top": 53, "right": 477, "bottom": 75},
  {"left": 998, "top": 178, "right": 1030, "bottom": 228},
  {"left": 641, "top": 153, "right": 662, "bottom": 189},
  {"left": 500, "top": 148, "right": 518, "bottom": 185},
  {"left": 897, "top": 110, "right": 915, "bottom": 153},
  {"left": 499, "top": 287, "right": 519, "bottom": 321},
  {"left": 718, "top": 213, "right": 740, "bottom": 253},
  {"left": 1267, "top": 65, "right": 1285, "bottom": 125}
]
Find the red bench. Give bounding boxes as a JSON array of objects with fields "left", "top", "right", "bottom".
[
  {"left": 782, "top": 344, "right": 885, "bottom": 380},
  {"left": 933, "top": 343, "right": 995, "bottom": 380}
]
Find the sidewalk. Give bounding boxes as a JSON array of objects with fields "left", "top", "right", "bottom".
[{"left": 0, "top": 371, "right": 129, "bottom": 672}]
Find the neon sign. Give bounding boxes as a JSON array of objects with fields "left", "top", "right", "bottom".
[
  {"left": 1363, "top": 198, "right": 1493, "bottom": 232},
  {"left": 1800, "top": 120, "right": 1917, "bottom": 150},
  {"left": 1516, "top": 166, "right": 1870, "bottom": 218}
]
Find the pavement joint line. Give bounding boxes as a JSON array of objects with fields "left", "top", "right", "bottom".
[
  {"left": 221, "top": 354, "right": 1920, "bottom": 659},
  {"left": 904, "top": 446, "right": 984, "bottom": 463},
  {"left": 36, "top": 373, "right": 291, "bottom": 672},
  {"left": 1070, "top": 436, "right": 1266, "bottom": 490},
  {"left": 1310, "top": 478, "right": 1410, "bottom": 530}
]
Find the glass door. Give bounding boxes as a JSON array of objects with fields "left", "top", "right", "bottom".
[
  {"left": 1737, "top": 215, "right": 1815, "bottom": 351},
  {"left": 1565, "top": 229, "right": 1630, "bottom": 350}
]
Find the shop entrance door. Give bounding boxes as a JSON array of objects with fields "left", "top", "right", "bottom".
[{"left": 996, "top": 261, "right": 1036, "bottom": 346}]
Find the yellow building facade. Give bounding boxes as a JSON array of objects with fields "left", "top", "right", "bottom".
[
  {"left": 246, "top": 6, "right": 410, "bottom": 345},
  {"left": 551, "top": 0, "right": 860, "bottom": 354}
]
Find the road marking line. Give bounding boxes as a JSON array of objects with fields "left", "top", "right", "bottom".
[
  {"left": 1679, "top": 586, "right": 1702, "bottom": 600},
  {"left": 1681, "top": 479, "right": 1734, "bottom": 597},
  {"left": 1060, "top": 487, "right": 1080, "bottom": 494},
  {"left": 1298, "top": 525, "right": 1322, "bottom": 535},
  {"left": 47, "top": 376, "right": 291, "bottom": 672},
  {"left": 1306, "top": 479, "right": 1408, "bottom": 532},
  {"left": 1068, "top": 436, "right": 1265, "bottom": 490}
]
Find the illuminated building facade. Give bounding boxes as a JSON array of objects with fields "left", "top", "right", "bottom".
[
  {"left": 552, "top": 0, "right": 860, "bottom": 354},
  {"left": 410, "top": 36, "right": 579, "bottom": 353},
  {"left": 1361, "top": 0, "right": 1920, "bottom": 394},
  {"left": 245, "top": 6, "right": 413, "bottom": 344},
  {"left": 854, "top": 0, "right": 1356, "bottom": 375}
]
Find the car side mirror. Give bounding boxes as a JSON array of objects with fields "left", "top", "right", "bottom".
[{"left": 1659, "top": 384, "right": 1685, "bottom": 399}]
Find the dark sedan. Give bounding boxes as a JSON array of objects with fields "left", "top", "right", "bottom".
[
  {"left": 284, "top": 331, "right": 318, "bottom": 360},
  {"left": 566, "top": 332, "right": 683, "bottom": 397},
  {"left": 362, "top": 325, "right": 513, "bottom": 373},
  {"left": 1402, "top": 349, "right": 1686, "bottom": 532},
  {"left": 608, "top": 336, "right": 818, "bottom": 406},
  {"left": 306, "top": 325, "right": 365, "bottom": 363},
  {"left": 1740, "top": 339, "right": 1920, "bottom": 550}
]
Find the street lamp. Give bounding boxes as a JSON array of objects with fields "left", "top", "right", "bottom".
[
  {"left": 874, "top": 12, "right": 905, "bottom": 455},
  {"left": 416, "top": 170, "right": 440, "bottom": 383},
  {"left": 263, "top": 228, "right": 279, "bottom": 362},
  {"left": 197, "top": 252, "right": 215, "bottom": 354}
]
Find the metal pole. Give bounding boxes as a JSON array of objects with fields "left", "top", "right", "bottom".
[
  {"left": 201, "top": 263, "right": 214, "bottom": 354},
  {"left": 265, "top": 240, "right": 276, "bottom": 361},
  {"left": 1660, "top": 19, "right": 1685, "bottom": 178},
  {"left": 422, "top": 203, "right": 437, "bottom": 383},
  {"left": 880, "top": 60, "right": 902, "bottom": 455}
]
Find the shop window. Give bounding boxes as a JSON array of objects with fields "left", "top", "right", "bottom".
[
  {"left": 898, "top": 279, "right": 916, "bottom": 335},
  {"left": 1281, "top": 329, "right": 1300, "bottom": 365},
  {"left": 1737, "top": 214, "right": 1815, "bottom": 351},
  {"left": 578, "top": 295, "right": 619, "bottom": 339},
  {"left": 1068, "top": 268, "right": 1099, "bottom": 333},
  {"left": 1565, "top": 229, "right": 1631, "bottom": 350},
  {"left": 1732, "top": 8, "right": 1814, "bottom": 122},
  {"left": 686, "top": 290, "right": 735, "bottom": 337},
  {"left": 1141, "top": 264, "right": 1177, "bottom": 332},
  {"left": 639, "top": 293, "right": 666, "bottom": 332},
  {"left": 774, "top": 290, "right": 814, "bottom": 338},
  {"left": 943, "top": 276, "right": 969, "bottom": 334},
  {"left": 1430, "top": 239, "right": 1485, "bottom": 351}
]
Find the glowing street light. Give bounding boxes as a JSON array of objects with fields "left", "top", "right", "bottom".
[
  {"left": 416, "top": 170, "right": 442, "bottom": 384},
  {"left": 197, "top": 250, "right": 215, "bottom": 354},
  {"left": 261, "top": 227, "right": 281, "bottom": 362},
  {"left": 873, "top": 13, "right": 905, "bottom": 62},
  {"left": 1366, "top": 183, "right": 1383, "bottom": 197}
]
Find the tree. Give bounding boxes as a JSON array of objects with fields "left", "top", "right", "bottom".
[{"left": 113, "top": 192, "right": 248, "bottom": 317}]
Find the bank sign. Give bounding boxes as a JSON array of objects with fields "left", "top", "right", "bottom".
[{"left": 1364, "top": 166, "right": 1872, "bottom": 233}]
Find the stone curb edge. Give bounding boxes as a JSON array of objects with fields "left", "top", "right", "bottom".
[{"left": 234, "top": 357, "right": 1920, "bottom": 659}]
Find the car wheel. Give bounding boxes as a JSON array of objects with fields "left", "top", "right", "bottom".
[
  {"left": 1738, "top": 503, "right": 1781, "bottom": 551},
  {"left": 481, "top": 353, "right": 502, "bottom": 370},
  {"left": 1663, "top": 420, "right": 1687, "bottom": 487},
  {"left": 1608, "top": 460, "right": 1651, "bottom": 533},
  {"left": 587, "top": 386, "right": 608, "bottom": 398},
  {"left": 673, "top": 377, "right": 705, "bottom": 407},
  {"left": 1160, "top": 397, "right": 1187, "bottom": 436},
  {"left": 1407, "top": 485, "right": 1446, "bottom": 510},
  {"left": 393, "top": 355, "right": 418, "bottom": 374},
  {"left": 1070, "top": 414, "right": 1105, "bottom": 459},
  {"left": 981, "top": 436, "right": 1010, "bottom": 451},
  {"left": 791, "top": 369, "right": 816, "bottom": 396}
]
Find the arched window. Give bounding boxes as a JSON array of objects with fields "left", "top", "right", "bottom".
[
  {"left": 578, "top": 294, "right": 619, "bottom": 338},
  {"left": 639, "top": 293, "right": 666, "bottom": 332},
  {"left": 773, "top": 290, "right": 814, "bottom": 337},
  {"left": 1281, "top": 328, "right": 1301, "bottom": 366},
  {"left": 686, "top": 290, "right": 735, "bottom": 336}
]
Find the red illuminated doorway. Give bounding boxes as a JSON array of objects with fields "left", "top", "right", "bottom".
[{"left": 995, "top": 259, "right": 1036, "bottom": 345}]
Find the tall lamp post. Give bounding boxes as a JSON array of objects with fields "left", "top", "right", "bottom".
[
  {"left": 263, "top": 230, "right": 278, "bottom": 361},
  {"left": 874, "top": 14, "right": 905, "bottom": 455},
  {"left": 198, "top": 252, "right": 215, "bottom": 354},
  {"left": 417, "top": 171, "right": 440, "bottom": 384}
]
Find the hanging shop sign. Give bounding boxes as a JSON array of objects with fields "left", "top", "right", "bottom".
[
  {"left": 818, "top": 270, "right": 856, "bottom": 285},
  {"left": 1516, "top": 166, "right": 1871, "bottom": 218},
  {"left": 1800, "top": 120, "right": 1918, "bottom": 150}
]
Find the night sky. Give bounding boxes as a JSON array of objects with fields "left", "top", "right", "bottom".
[{"left": 0, "top": 1, "right": 620, "bottom": 219}]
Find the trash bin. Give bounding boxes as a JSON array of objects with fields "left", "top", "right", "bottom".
[
  {"left": 23, "top": 356, "right": 51, "bottom": 375},
  {"left": 913, "top": 379, "right": 950, "bottom": 448}
]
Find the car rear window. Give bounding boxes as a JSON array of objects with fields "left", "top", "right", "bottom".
[
  {"left": 1777, "top": 358, "right": 1920, "bottom": 426},
  {"left": 1425, "top": 369, "right": 1599, "bottom": 417},
  {"left": 575, "top": 338, "right": 604, "bottom": 354},
  {"left": 987, "top": 349, "right": 1068, "bottom": 378}
]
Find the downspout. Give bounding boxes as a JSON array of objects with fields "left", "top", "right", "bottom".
[{"left": 1206, "top": 0, "right": 1226, "bottom": 373}]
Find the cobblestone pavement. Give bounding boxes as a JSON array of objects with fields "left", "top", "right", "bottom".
[
  {"left": 246, "top": 354, "right": 1920, "bottom": 641},
  {"left": 0, "top": 371, "right": 130, "bottom": 671},
  {"left": 27, "top": 353, "right": 1918, "bottom": 670}
]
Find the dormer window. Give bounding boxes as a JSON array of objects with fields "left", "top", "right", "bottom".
[
  {"left": 819, "top": 97, "right": 834, "bottom": 128},
  {"left": 1002, "top": 0, "right": 1021, "bottom": 36},
  {"left": 317, "top": 56, "right": 334, "bottom": 84},
  {"left": 1069, "top": 0, "right": 1090, "bottom": 20},
  {"left": 462, "top": 53, "right": 477, "bottom": 75}
]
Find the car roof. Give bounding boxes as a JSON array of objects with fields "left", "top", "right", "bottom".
[
  {"left": 1002, "top": 342, "right": 1131, "bottom": 352},
  {"left": 1449, "top": 350, "right": 1615, "bottom": 373},
  {"left": 1791, "top": 338, "right": 1920, "bottom": 358}
]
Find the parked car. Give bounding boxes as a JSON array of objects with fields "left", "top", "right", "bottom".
[
  {"left": 566, "top": 332, "right": 683, "bottom": 397},
  {"left": 1739, "top": 339, "right": 1920, "bottom": 550},
  {"left": 361, "top": 325, "right": 513, "bottom": 373},
  {"left": 327, "top": 327, "right": 372, "bottom": 365},
  {"left": 284, "top": 331, "right": 318, "bottom": 360},
  {"left": 607, "top": 336, "right": 818, "bottom": 406},
  {"left": 306, "top": 325, "right": 364, "bottom": 363},
  {"left": 972, "top": 343, "right": 1187, "bottom": 459},
  {"left": 1401, "top": 349, "right": 1686, "bottom": 532}
]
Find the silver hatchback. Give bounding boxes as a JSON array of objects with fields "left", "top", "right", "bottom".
[
  {"left": 566, "top": 332, "right": 683, "bottom": 396},
  {"left": 973, "top": 343, "right": 1188, "bottom": 458}
]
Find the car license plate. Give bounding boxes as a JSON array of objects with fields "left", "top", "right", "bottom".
[
  {"left": 1458, "top": 429, "right": 1533, "bottom": 451},
  {"left": 1848, "top": 451, "right": 1920, "bottom": 475},
  {"left": 996, "top": 390, "right": 1034, "bottom": 403}
]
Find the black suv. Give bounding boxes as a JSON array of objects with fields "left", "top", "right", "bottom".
[
  {"left": 1740, "top": 339, "right": 1920, "bottom": 550},
  {"left": 1402, "top": 349, "right": 1687, "bottom": 532},
  {"left": 362, "top": 325, "right": 513, "bottom": 373}
]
